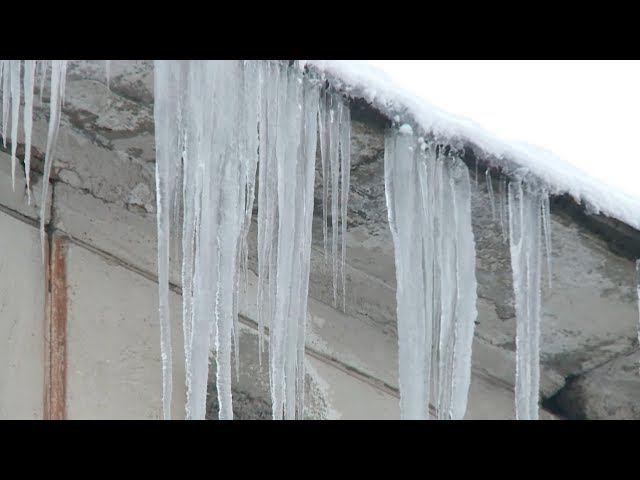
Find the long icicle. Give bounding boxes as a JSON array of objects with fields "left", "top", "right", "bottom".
[
  {"left": 151, "top": 60, "right": 344, "bottom": 419},
  {"left": 541, "top": 192, "right": 553, "bottom": 289},
  {"left": 329, "top": 95, "right": 341, "bottom": 308},
  {"left": 153, "top": 60, "right": 183, "bottom": 419},
  {"left": 339, "top": 99, "right": 351, "bottom": 311},
  {"left": 385, "top": 126, "right": 478, "bottom": 420},
  {"left": 105, "top": 60, "right": 111, "bottom": 91},
  {"left": 485, "top": 167, "right": 496, "bottom": 221},
  {"left": 10, "top": 60, "right": 21, "bottom": 190},
  {"left": 507, "top": 180, "right": 544, "bottom": 420},
  {"left": 1, "top": 60, "right": 9, "bottom": 149},
  {"left": 23, "top": 60, "right": 36, "bottom": 204},
  {"left": 40, "top": 60, "right": 67, "bottom": 262},
  {"left": 319, "top": 89, "right": 330, "bottom": 265},
  {"left": 39, "top": 60, "right": 48, "bottom": 106}
]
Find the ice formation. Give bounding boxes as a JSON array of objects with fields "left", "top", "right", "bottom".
[
  {"left": 507, "top": 179, "right": 546, "bottom": 420},
  {"left": 541, "top": 193, "right": 553, "bottom": 288},
  {"left": 154, "top": 60, "right": 347, "bottom": 420},
  {"left": 0, "top": 59, "right": 68, "bottom": 259},
  {"left": 485, "top": 168, "right": 496, "bottom": 221},
  {"left": 3, "top": 59, "right": 632, "bottom": 421},
  {"left": 306, "top": 61, "right": 640, "bottom": 232},
  {"left": 105, "top": 60, "right": 111, "bottom": 90},
  {"left": 317, "top": 88, "right": 351, "bottom": 310},
  {"left": 384, "top": 126, "right": 477, "bottom": 420},
  {"left": 39, "top": 61, "right": 68, "bottom": 259},
  {"left": 498, "top": 177, "right": 508, "bottom": 242}
]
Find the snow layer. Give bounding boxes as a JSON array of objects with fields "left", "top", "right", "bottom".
[{"left": 304, "top": 61, "right": 640, "bottom": 231}]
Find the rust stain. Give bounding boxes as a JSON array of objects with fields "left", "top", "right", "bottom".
[
  {"left": 44, "top": 234, "right": 67, "bottom": 420},
  {"left": 43, "top": 235, "right": 51, "bottom": 419}
]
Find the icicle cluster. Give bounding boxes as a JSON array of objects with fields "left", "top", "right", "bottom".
[
  {"left": 154, "top": 60, "right": 256, "bottom": 420},
  {"left": 255, "top": 61, "right": 324, "bottom": 420},
  {"left": 0, "top": 59, "right": 68, "bottom": 259},
  {"left": 507, "top": 180, "right": 549, "bottom": 420},
  {"left": 154, "top": 60, "right": 345, "bottom": 420},
  {"left": 384, "top": 125, "right": 478, "bottom": 420},
  {"left": 317, "top": 90, "right": 351, "bottom": 311}
]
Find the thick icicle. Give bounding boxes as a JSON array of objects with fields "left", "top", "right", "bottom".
[
  {"left": 507, "top": 180, "right": 544, "bottom": 420},
  {"left": 252, "top": 61, "right": 325, "bottom": 419},
  {"left": 339, "top": 101, "right": 351, "bottom": 311},
  {"left": 486, "top": 168, "right": 496, "bottom": 221},
  {"left": 256, "top": 61, "right": 274, "bottom": 365},
  {"left": 317, "top": 89, "right": 351, "bottom": 311},
  {"left": 266, "top": 63, "right": 318, "bottom": 419},
  {"left": 39, "top": 60, "right": 48, "bottom": 106},
  {"left": 1, "top": 60, "right": 9, "bottom": 149},
  {"left": 23, "top": 60, "right": 36, "bottom": 204},
  {"left": 105, "top": 60, "right": 111, "bottom": 90},
  {"left": 498, "top": 177, "right": 508, "bottom": 242},
  {"left": 329, "top": 96, "right": 341, "bottom": 308},
  {"left": 318, "top": 89, "right": 330, "bottom": 264},
  {"left": 40, "top": 60, "right": 68, "bottom": 261},
  {"left": 10, "top": 60, "right": 21, "bottom": 190},
  {"left": 541, "top": 193, "right": 553, "bottom": 289},
  {"left": 153, "top": 60, "right": 184, "bottom": 419},
  {"left": 385, "top": 126, "right": 478, "bottom": 420},
  {"left": 152, "top": 60, "right": 339, "bottom": 419}
]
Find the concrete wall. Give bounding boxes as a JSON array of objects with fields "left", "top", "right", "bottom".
[
  {"left": 0, "top": 210, "right": 45, "bottom": 419},
  {"left": 0, "top": 60, "right": 637, "bottom": 419}
]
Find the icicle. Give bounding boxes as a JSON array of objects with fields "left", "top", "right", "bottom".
[
  {"left": 153, "top": 60, "right": 184, "bottom": 420},
  {"left": 507, "top": 180, "right": 544, "bottom": 420},
  {"left": 318, "top": 89, "right": 330, "bottom": 264},
  {"left": 329, "top": 95, "right": 341, "bottom": 308},
  {"left": 541, "top": 193, "right": 553, "bottom": 289},
  {"left": 498, "top": 177, "right": 508, "bottom": 242},
  {"left": 105, "top": 60, "right": 111, "bottom": 90},
  {"left": 23, "top": 60, "right": 36, "bottom": 204},
  {"left": 1, "top": 60, "right": 9, "bottom": 149},
  {"left": 0, "top": 60, "right": 65, "bottom": 257},
  {"left": 486, "top": 167, "right": 496, "bottom": 221},
  {"left": 39, "top": 60, "right": 47, "bottom": 106},
  {"left": 152, "top": 61, "right": 333, "bottom": 420},
  {"left": 315, "top": 88, "right": 352, "bottom": 311},
  {"left": 256, "top": 61, "right": 272, "bottom": 365},
  {"left": 9, "top": 61, "right": 20, "bottom": 190},
  {"left": 474, "top": 161, "right": 478, "bottom": 187},
  {"left": 253, "top": 61, "right": 323, "bottom": 419},
  {"left": 385, "top": 128, "right": 477, "bottom": 420},
  {"left": 40, "top": 60, "right": 68, "bottom": 262},
  {"left": 339, "top": 99, "right": 351, "bottom": 311},
  {"left": 296, "top": 77, "right": 319, "bottom": 419}
]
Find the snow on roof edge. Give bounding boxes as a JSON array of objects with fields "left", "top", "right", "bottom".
[{"left": 304, "top": 60, "right": 640, "bottom": 232}]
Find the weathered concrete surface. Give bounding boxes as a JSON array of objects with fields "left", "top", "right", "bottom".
[
  {"left": 548, "top": 348, "right": 640, "bottom": 419},
  {"left": 64, "top": 242, "right": 186, "bottom": 419},
  {"left": 1, "top": 59, "right": 638, "bottom": 418},
  {"left": 0, "top": 211, "right": 45, "bottom": 419},
  {"left": 49, "top": 61, "right": 622, "bottom": 417},
  {"left": 0, "top": 151, "right": 51, "bottom": 224}
]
